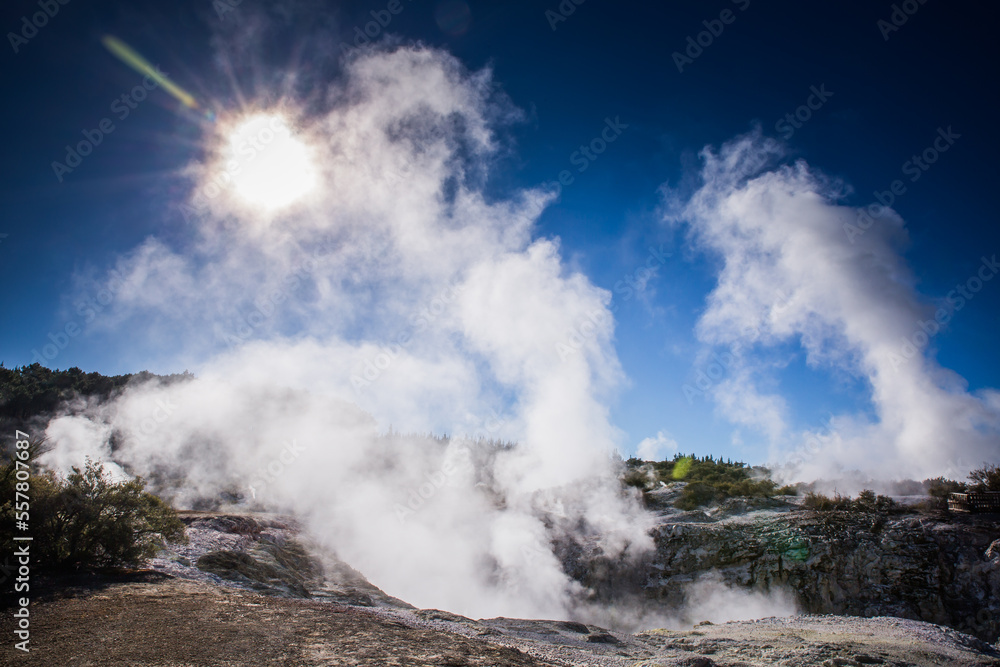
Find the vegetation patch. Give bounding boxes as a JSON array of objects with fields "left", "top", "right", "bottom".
[
  {"left": 802, "top": 489, "right": 897, "bottom": 514},
  {"left": 624, "top": 454, "right": 794, "bottom": 510},
  {"left": 0, "top": 455, "right": 186, "bottom": 570},
  {"left": 0, "top": 363, "right": 192, "bottom": 427}
]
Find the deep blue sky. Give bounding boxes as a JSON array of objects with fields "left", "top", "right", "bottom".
[{"left": 2, "top": 0, "right": 998, "bottom": 462}]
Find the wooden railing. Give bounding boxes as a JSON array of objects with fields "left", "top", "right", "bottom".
[{"left": 948, "top": 492, "right": 1000, "bottom": 513}]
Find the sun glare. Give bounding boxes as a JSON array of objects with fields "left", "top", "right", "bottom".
[{"left": 221, "top": 113, "right": 318, "bottom": 212}]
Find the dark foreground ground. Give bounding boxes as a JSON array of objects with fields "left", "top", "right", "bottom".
[
  {"left": 0, "top": 571, "right": 558, "bottom": 666},
  {"left": 2, "top": 570, "right": 999, "bottom": 667}
]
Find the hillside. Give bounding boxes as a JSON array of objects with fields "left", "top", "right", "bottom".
[
  {"left": 3, "top": 366, "right": 999, "bottom": 665},
  {"left": 3, "top": 509, "right": 999, "bottom": 666}
]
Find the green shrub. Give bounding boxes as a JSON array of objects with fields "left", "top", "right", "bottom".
[
  {"left": 622, "top": 468, "right": 652, "bottom": 491},
  {"left": 923, "top": 476, "right": 968, "bottom": 510},
  {"left": 926, "top": 476, "right": 967, "bottom": 497},
  {"left": 675, "top": 483, "right": 721, "bottom": 511},
  {"left": 802, "top": 491, "right": 851, "bottom": 511},
  {"left": 728, "top": 478, "right": 778, "bottom": 498},
  {"left": 630, "top": 454, "right": 784, "bottom": 509},
  {"left": 657, "top": 455, "right": 779, "bottom": 509},
  {"left": 853, "top": 489, "right": 896, "bottom": 513},
  {"left": 968, "top": 464, "right": 1000, "bottom": 492},
  {"left": 803, "top": 489, "right": 895, "bottom": 514},
  {"left": 1, "top": 457, "right": 186, "bottom": 570}
]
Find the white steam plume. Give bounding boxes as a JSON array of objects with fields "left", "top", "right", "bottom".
[
  {"left": 666, "top": 130, "right": 1000, "bottom": 485},
  {"left": 41, "top": 45, "right": 655, "bottom": 622}
]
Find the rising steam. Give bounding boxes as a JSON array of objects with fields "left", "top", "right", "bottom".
[
  {"left": 665, "top": 131, "right": 1000, "bottom": 486},
  {"left": 40, "top": 45, "right": 655, "bottom": 623}
]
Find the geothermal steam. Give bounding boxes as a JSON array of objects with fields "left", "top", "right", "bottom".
[
  {"left": 666, "top": 132, "right": 1000, "bottom": 486},
  {"left": 41, "top": 46, "right": 656, "bottom": 622}
]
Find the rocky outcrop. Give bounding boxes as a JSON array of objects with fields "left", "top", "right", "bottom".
[
  {"left": 153, "top": 511, "right": 412, "bottom": 608},
  {"left": 125, "top": 508, "right": 1000, "bottom": 665},
  {"left": 570, "top": 499, "right": 1000, "bottom": 642},
  {"left": 195, "top": 536, "right": 320, "bottom": 598}
]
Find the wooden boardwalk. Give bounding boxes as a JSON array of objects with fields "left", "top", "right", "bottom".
[{"left": 948, "top": 492, "right": 1000, "bottom": 513}]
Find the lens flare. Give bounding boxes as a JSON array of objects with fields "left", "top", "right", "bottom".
[{"left": 102, "top": 35, "right": 200, "bottom": 110}]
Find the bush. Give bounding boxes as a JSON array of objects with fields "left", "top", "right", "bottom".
[
  {"left": 854, "top": 489, "right": 896, "bottom": 513},
  {"left": 1, "top": 457, "right": 186, "bottom": 570},
  {"left": 968, "top": 464, "right": 1000, "bottom": 492},
  {"left": 922, "top": 476, "right": 967, "bottom": 510},
  {"left": 802, "top": 491, "right": 850, "bottom": 511},
  {"left": 628, "top": 454, "right": 784, "bottom": 510},
  {"left": 727, "top": 478, "right": 778, "bottom": 498},
  {"left": 802, "top": 489, "right": 895, "bottom": 514},
  {"left": 926, "top": 476, "right": 967, "bottom": 497},
  {"left": 622, "top": 468, "right": 652, "bottom": 491},
  {"left": 675, "top": 483, "right": 722, "bottom": 511}
]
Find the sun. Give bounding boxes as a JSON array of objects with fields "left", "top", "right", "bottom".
[{"left": 221, "top": 113, "right": 318, "bottom": 212}]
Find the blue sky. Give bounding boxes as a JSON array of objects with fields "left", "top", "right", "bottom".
[{"left": 1, "top": 0, "right": 998, "bottom": 470}]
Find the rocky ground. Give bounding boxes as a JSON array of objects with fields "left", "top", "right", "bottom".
[
  {"left": 568, "top": 487, "right": 1000, "bottom": 643},
  {"left": 3, "top": 571, "right": 999, "bottom": 666},
  {"left": 3, "top": 506, "right": 999, "bottom": 666}
]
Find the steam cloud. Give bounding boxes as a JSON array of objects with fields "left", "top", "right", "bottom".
[
  {"left": 666, "top": 131, "right": 1000, "bottom": 487},
  {"left": 39, "top": 48, "right": 987, "bottom": 626},
  {"left": 41, "top": 45, "right": 656, "bottom": 623}
]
